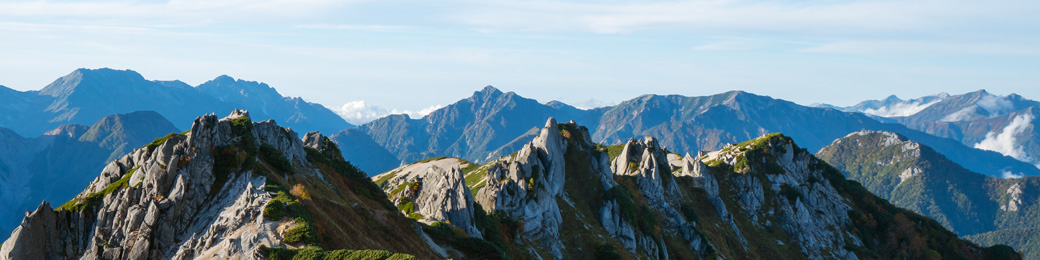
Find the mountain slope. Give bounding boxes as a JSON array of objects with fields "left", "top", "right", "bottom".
[
  {"left": 818, "top": 131, "right": 1040, "bottom": 258},
  {"left": 0, "top": 110, "right": 437, "bottom": 259},
  {"left": 0, "top": 111, "right": 179, "bottom": 240},
  {"left": 374, "top": 118, "right": 1019, "bottom": 259}
]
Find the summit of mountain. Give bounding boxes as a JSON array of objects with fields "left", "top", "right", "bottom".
[{"left": 357, "top": 85, "right": 596, "bottom": 167}]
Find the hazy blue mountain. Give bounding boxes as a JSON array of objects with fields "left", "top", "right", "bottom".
[
  {"left": 328, "top": 128, "right": 401, "bottom": 175},
  {"left": 0, "top": 68, "right": 352, "bottom": 137},
  {"left": 0, "top": 111, "right": 178, "bottom": 238},
  {"left": 818, "top": 131, "right": 1040, "bottom": 259},
  {"left": 592, "top": 91, "right": 1039, "bottom": 178},
  {"left": 35, "top": 68, "right": 230, "bottom": 132},
  {"left": 197, "top": 75, "right": 351, "bottom": 135},
  {"left": 357, "top": 86, "right": 596, "bottom": 169},
  {"left": 592, "top": 91, "right": 881, "bottom": 152},
  {"left": 830, "top": 90, "right": 1040, "bottom": 169},
  {"left": 357, "top": 89, "right": 1040, "bottom": 178},
  {"left": 818, "top": 93, "right": 950, "bottom": 118},
  {"left": 890, "top": 90, "right": 1040, "bottom": 168}
]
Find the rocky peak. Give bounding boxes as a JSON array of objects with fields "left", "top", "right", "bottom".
[
  {"left": 476, "top": 85, "right": 502, "bottom": 97},
  {"left": 227, "top": 109, "right": 250, "bottom": 119},
  {"left": 0, "top": 109, "right": 360, "bottom": 260},
  {"left": 373, "top": 157, "right": 482, "bottom": 238},
  {"left": 1001, "top": 183, "right": 1024, "bottom": 212},
  {"left": 301, "top": 131, "right": 325, "bottom": 150},
  {"left": 475, "top": 117, "right": 568, "bottom": 256},
  {"left": 610, "top": 137, "right": 677, "bottom": 204},
  {"left": 702, "top": 133, "right": 862, "bottom": 259},
  {"left": 413, "top": 166, "right": 480, "bottom": 237}
]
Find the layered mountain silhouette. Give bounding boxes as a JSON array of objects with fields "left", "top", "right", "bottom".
[
  {"left": 355, "top": 88, "right": 1040, "bottom": 179},
  {"left": 826, "top": 90, "right": 1040, "bottom": 169},
  {"left": 0, "top": 111, "right": 178, "bottom": 237},
  {"left": 0, "top": 69, "right": 1035, "bottom": 258},
  {"left": 0, "top": 68, "right": 351, "bottom": 137},
  {"left": 0, "top": 113, "right": 1019, "bottom": 259}
]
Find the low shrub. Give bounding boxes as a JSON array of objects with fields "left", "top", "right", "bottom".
[
  {"left": 260, "top": 144, "right": 295, "bottom": 175},
  {"left": 264, "top": 200, "right": 285, "bottom": 220},
  {"left": 284, "top": 220, "right": 320, "bottom": 245},
  {"left": 145, "top": 132, "right": 179, "bottom": 149}
]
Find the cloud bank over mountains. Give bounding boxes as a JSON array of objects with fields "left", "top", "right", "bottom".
[
  {"left": 974, "top": 114, "right": 1035, "bottom": 163},
  {"left": 330, "top": 100, "right": 444, "bottom": 124}
]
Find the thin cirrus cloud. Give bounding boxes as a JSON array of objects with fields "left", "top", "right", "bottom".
[
  {"left": 0, "top": 0, "right": 358, "bottom": 25},
  {"left": 450, "top": 0, "right": 1040, "bottom": 55},
  {"left": 448, "top": 0, "right": 1029, "bottom": 34}
]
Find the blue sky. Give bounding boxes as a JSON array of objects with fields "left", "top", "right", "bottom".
[{"left": 1, "top": 0, "right": 1038, "bottom": 124}]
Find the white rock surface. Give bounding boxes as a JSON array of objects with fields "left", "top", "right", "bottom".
[{"left": 0, "top": 110, "right": 314, "bottom": 260}]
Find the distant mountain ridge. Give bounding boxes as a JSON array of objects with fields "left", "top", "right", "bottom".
[
  {"left": 818, "top": 93, "right": 950, "bottom": 118},
  {"left": 821, "top": 90, "right": 1040, "bottom": 169},
  {"left": 0, "top": 111, "right": 178, "bottom": 238},
  {"left": 357, "top": 86, "right": 595, "bottom": 165},
  {"left": 0, "top": 68, "right": 352, "bottom": 137},
  {"left": 353, "top": 88, "right": 1040, "bottom": 179}
]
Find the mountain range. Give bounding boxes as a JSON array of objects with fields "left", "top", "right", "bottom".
[
  {"left": 0, "top": 68, "right": 1037, "bottom": 258},
  {"left": 355, "top": 87, "right": 1040, "bottom": 180},
  {"left": 0, "top": 68, "right": 351, "bottom": 137},
  {"left": 0, "top": 112, "right": 1019, "bottom": 259},
  {"left": 822, "top": 90, "right": 1040, "bottom": 172}
]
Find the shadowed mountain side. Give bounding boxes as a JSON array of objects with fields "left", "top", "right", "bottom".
[
  {"left": 0, "top": 111, "right": 179, "bottom": 240},
  {"left": 329, "top": 128, "right": 401, "bottom": 175}
]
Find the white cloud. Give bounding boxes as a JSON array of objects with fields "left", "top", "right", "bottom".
[
  {"left": 451, "top": 0, "right": 1039, "bottom": 35},
  {"left": 330, "top": 100, "right": 443, "bottom": 125},
  {"left": 976, "top": 94, "right": 1015, "bottom": 116},
  {"left": 294, "top": 24, "right": 411, "bottom": 31},
  {"left": 0, "top": 0, "right": 359, "bottom": 27},
  {"left": 563, "top": 98, "right": 615, "bottom": 110},
  {"left": 693, "top": 40, "right": 760, "bottom": 51},
  {"left": 862, "top": 100, "right": 942, "bottom": 117},
  {"left": 1001, "top": 170, "right": 1025, "bottom": 179},
  {"left": 800, "top": 40, "right": 1040, "bottom": 55},
  {"left": 974, "top": 114, "right": 1035, "bottom": 163},
  {"left": 941, "top": 93, "right": 1018, "bottom": 122}
]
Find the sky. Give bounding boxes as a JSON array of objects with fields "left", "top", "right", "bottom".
[{"left": 1, "top": 0, "right": 1039, "bottom": 124}]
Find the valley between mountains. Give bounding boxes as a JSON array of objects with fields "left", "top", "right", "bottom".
[{"left": 0, "top": 68, "right": 1036, "bottom": 259}]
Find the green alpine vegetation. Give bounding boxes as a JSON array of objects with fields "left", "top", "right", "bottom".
[{"left": 818, "top": 131, "right": 1038, "bottom": 258}]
